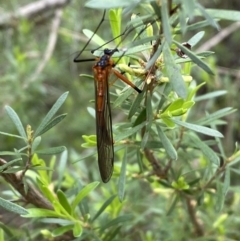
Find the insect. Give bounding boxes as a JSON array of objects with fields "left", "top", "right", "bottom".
[{"left": 74, "top": 11, "right": 143, "bottom": 182}]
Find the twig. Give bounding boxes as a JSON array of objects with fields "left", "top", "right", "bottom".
[
  {"left": 164, "top": 126, "right": 185, "bottom": 174},
  {"left": 185, "top": 194, "right": 204, "bottom": 236},
  {"left": 0, "top": 158, "right": 52, "bottom": 210},
  {"left": 217, "top": 66, "right": 240, "bottom": 79},
  {"left": 144, "top": 149, "right": 166, "bottom": 178},
  {"left": 0, "top": 158, "right": 77, "bottom": 240},
  {"left": 0, "top": 0, "right": 71, "bottom": 29},
  {"left": 25, "top": 8, "right": 63, "bottom": 87},
  {"left": 202, "top": 163, "right": 226, "bottom": 191}
]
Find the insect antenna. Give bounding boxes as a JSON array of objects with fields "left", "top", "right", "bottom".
[{"left": 74, "top": 10, "right": 107, "bottom": 62}]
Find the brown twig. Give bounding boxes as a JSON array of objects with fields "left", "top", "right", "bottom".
[
  {"left": 0, "top": 158, "right": 52, "bottom": 210},
  {"left": 25, "top": 8, "right": 63, "bottom": 87},
  {"left": 202, "top": 162, "right": 226, "bottom": 191},
  {"left": 0, "top": 158, "right": 77, "bottom": 240},
  {"left": 185, "top": 194, "right": 204, "bottom": 236},
  {"left": 0, "top": 0, "right": 71, "bottom": 29},
  {"left": 196, "top": 21, "right": 240, "bottom": 52},
  {"left": 144, "top": 149, "right": 166, "bottom": 178}
]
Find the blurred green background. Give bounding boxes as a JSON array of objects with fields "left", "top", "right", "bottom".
[{"left": 0, "top": 0, "right": 239, "bottom": 167}]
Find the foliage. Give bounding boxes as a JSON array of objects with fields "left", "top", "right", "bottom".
[{"left": 0, "top": 0, "right": 240, "bottom": 241}]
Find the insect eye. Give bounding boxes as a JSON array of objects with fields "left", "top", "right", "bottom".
[
  {"left": 104, "top": 49, "right": 111, "bottom": 54},
  {"left": 104, "top": 48, "right": 119, "bottom": 56}
]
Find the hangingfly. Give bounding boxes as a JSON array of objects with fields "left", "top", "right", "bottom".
[
  {"left": 74, "top": 10, "right": 143, "bottom": 182},
  {"left": 93, "top": 48, "right": 141, "bottom": 182}
]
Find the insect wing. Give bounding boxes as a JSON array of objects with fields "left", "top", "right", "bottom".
[{"left": 94, "top": 66, "right": 114, "bottom": 183}]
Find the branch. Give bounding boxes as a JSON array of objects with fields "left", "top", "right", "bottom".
[
  {"left": 0, "top": 0, "right": 71, "bottom": 29},
  {"left": 196, "top": 21, "right": 240, "bottom": 52},
  {"left": 25, "top": 8, "right": 63, "bottom": 87},
  {"left": 185, "top": 194, "right": 204, "bottom": 236},
  {"left": 0, "top": 158, "right": 77, "bottom": 240},
  {"left": 0, "top": 158, "right": 53, "bottom": 210}
]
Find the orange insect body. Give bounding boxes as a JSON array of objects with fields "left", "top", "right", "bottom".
[
  {"left": 93, "top": 49, "right": 141, "bottom": 182},
  {"left": 93, "top": 49, "right": 117, "bottom": 183},
  {"left": 73, "top": 10, "right": 144, "bottom": 183},
  {"left": 75, "top": 48, "right": 141, "bottom": 183}
]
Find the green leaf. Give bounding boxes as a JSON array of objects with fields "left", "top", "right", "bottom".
[
  {"left": 72, "top": 182, "right": 99, "bottom": 211},
  {"left": 57, "top": 150, "right": 68, "bottom": 189},
  {"left": 128, "top": 90, "right": 145, "bottom": 119},
  {"left": 0, "top": 222, "right": 17, "bottom": 241},
  {"left": 173, "top": 40, "right": 214, "bottom": 75},
  {"left": 31, "top": 166, "right": 53, "bottom": 171},
  {"left": 161, "top": 0, "right": 172, "bottom": 43},
  {"left": 196, "top": 3, "right": 220, "bottom": 29},
  {"left": 195, "top": 90, "right": 227, "bottom": 101},
  {"left": 223, "top": 166, "right": 230, "bottom": 197},
  {"left": 141, "top": 91, "right": 153, "bottom": 149},
  {"left": 57, "top": 190, "right": 72, "bottom": 215},
  {"left": 82, "top": 135, "right": 97, "bottom": 148},
  {"left": 188, "top": 31, "right": 205, "bottom": 47},
  {"left": 206, "top": 9, "right": 240, "bottom": 21},
  {"left": 105, "top": 226, "right": 122, "bottom": 241},
  {"left": 179, "top": 7, "right": 187, "bottom": 34},
  {"left": 0, "top": 158, "right": 22, "bottom": 172},
  {"left": 34, "top": 92, "right": 68, "bottom": 138},
  {"left": 73, "top": 221, "right": 83, "bottom": 237},
  {"left": 141, "top": 131, "right": 149, "bottom": 150},
  {"left": 83, "top": 29, "right": 106, "bottom": 48},
  {"left": 40, "top": 218, "right": 74, "bottom": 225},
  {"left": 35, "top": 146, "right": 66, "bottom": 155},
  {"left": 4, "top": 106, "right": 27, "bottom": 139},
  {"left": 166, "top": 194, "right": 179, "bottom": 216},
  {"left": 0, "top": 131, "right": 25, "bottom": 139},
  {"left": 196, "top": 107, "right": 236, "bottom": 126},
  {"left": 145, "top": 43, "right": 163, "bottom": 71},
  {"left": 133, "top": 108, "right": 146, "bottom": 127},
  {"left": 215, "top": 181, "right": 224, "bottom": 212},
  {"left": 109, "top": 9, "right": 122, "bottom": 45},
  {"left": 156, "top": 125, "right": 177, "bottom": 160},
  {"left": 172, "top": 176, "right": 190, "bottom": 190},
  {"left": 163, "top": 42, "right": 187, "bottom": 99},
  {"left": 126, "top": 36, "right": 160, "bottom": 49},
  {"left": 38, "top": 182, "right": 57, "bottom": 203},
  {"left": 113, "top": 79, "right": 142, "bottom": 108},
  {"left": 1, "top": 167, "right": 23, "bottom": 173},
  {"left": 146, "top": 91, "right": 153, "bottom": 129},
  {"left": 100, "top": 215, "right": 133, "bottom": 231},
  {"left": 188, "top": 134, "right": 220, "bottom": 165},
  {"left": 162, "top": 98, "right": 184, "bottom": 113},
  {"left": 115, "top": 121, "right": 147, "bottom": 142},
  {"left": 32, "top": 136, "right": 41, "bottom": 153},
  {"left": 35, "top": 114, "right": 67, "bottom": 137},
  {"left": 91, "top": 195, "right": 117, "bottom": 222},
  {"left": 161, "top": 117, "right": 175, "bottom": 128},
  {"left": 0, "top": 151, "right": 25, "bottom": 157},
  {"left": 182, "top": 0, "right": 196, "bottom": 19},
  {"left": 31, "top": 155, "right": 49, "bottom": 184},
  {"left": 113, "top": 87, "right": 136, "bottom": 108},
  {"left": 187, "top": 82, "right": 206, "bottom": 101},
  {"left": 0, "top": 197, "right": 28, "bottom": 215},
  {"left": 52, "top": 225, "right": 73, "bottom": 237},
  {"left": 118, "top": 149, "right": 127, "bottom": 202},
  {"left": 187, "top": 20, "right": 218, "bottom": 33},
  {"left": 172, "top": 119, "right": 223, "bottom": 138}
]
